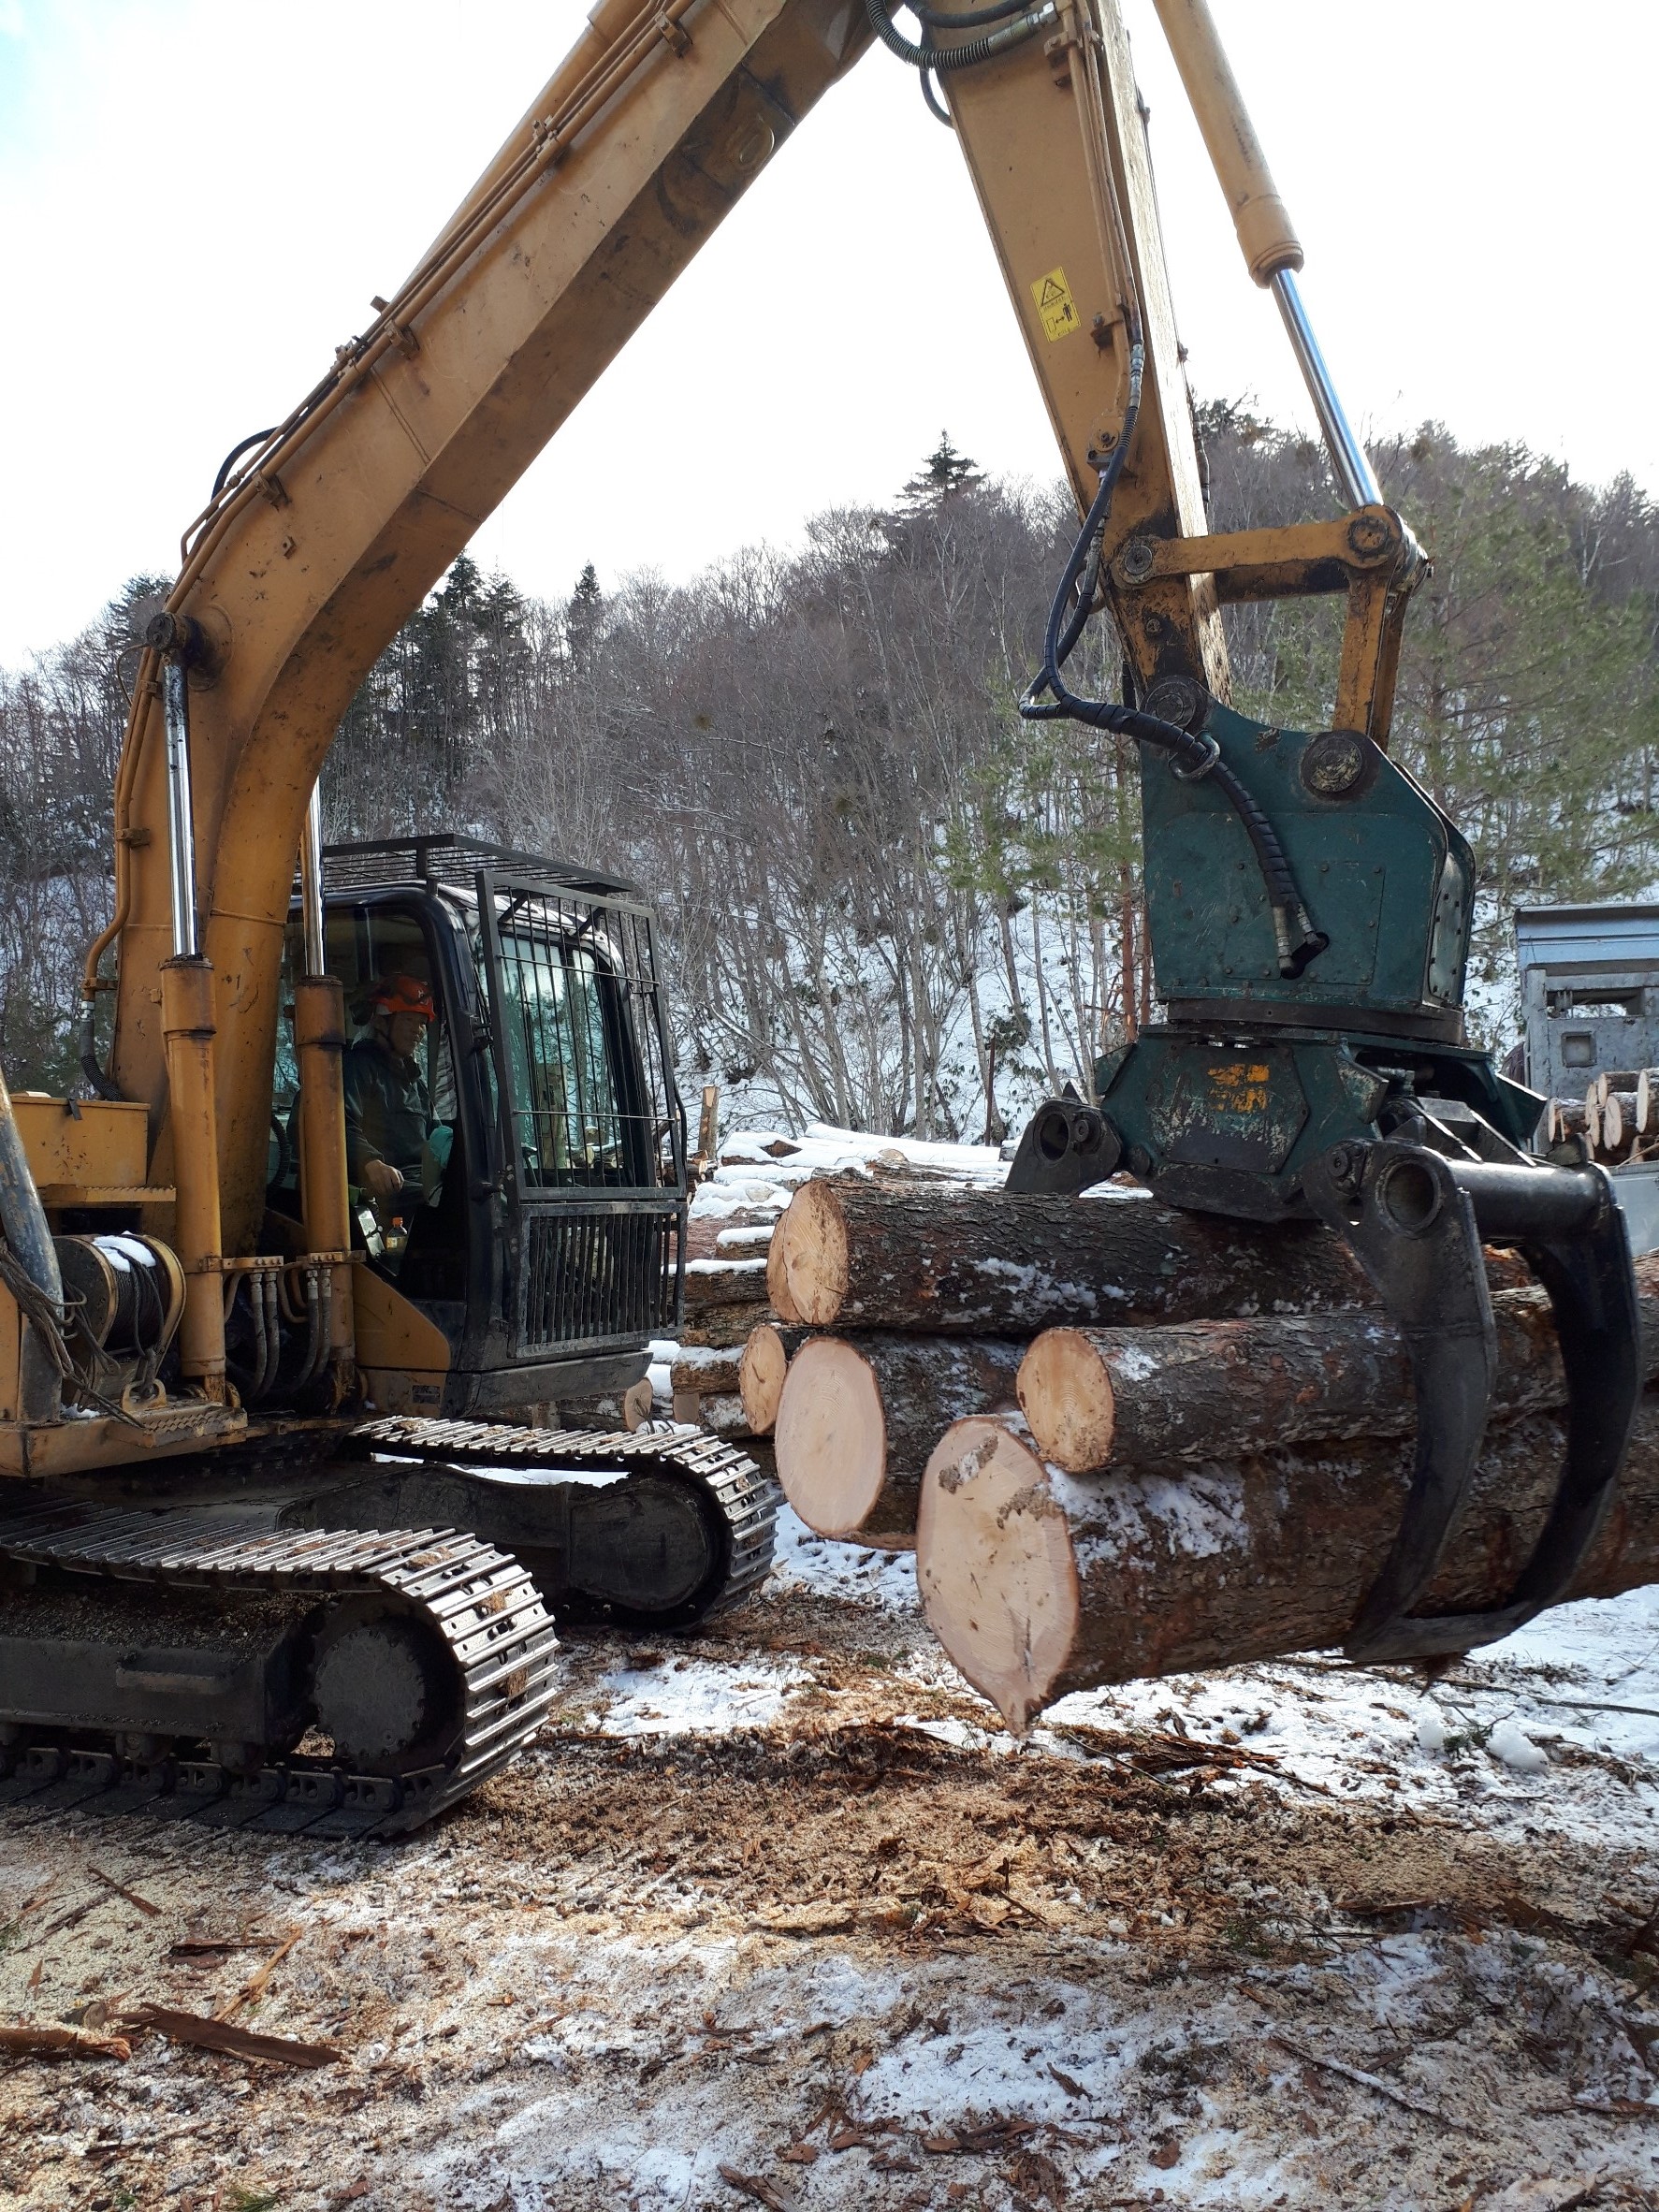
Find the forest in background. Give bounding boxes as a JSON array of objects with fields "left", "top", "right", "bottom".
[{"left": 2, "top": 405, "right": 1655, "bottom": 1139}]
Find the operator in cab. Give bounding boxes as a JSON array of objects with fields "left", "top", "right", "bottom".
[{"left": 344, "top": 974, "right": 453, "bottom": 1216}]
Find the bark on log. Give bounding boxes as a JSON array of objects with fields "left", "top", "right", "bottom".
[
  {"left": 770, "top": 1180, "right": 1525, "bottom": 1335},
  {"left": 684, "top": 1258, "right": 769, "bottom": 1312},
  {"left": 737, "top": 1323, "right": 809, "bottom": 1436},
  {"left": 773, "top": 1334, "right": 1025, "bottom": 1547},
  {"left": 1638, "top": 1070, "right": 1659, "bottom": 1139},
  {"left": 671, "top": 1346, "right": 745, "bottom": 1399},
  {"left": 916, "top": 1401, "right": 1659, "bottom": 1730},
  {"left": 678, "top": 1301, "right": 776, "bottom": 1348},
  {"left": 1018, "top": 1259, "right": 1659, "bottom": 1475}
]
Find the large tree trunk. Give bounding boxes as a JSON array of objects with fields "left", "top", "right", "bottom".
[
  {"left": 917, "top": 1404, "right": 1659, "bottom": 1731},
  {"left": 773, "top": 1334, "right": 1026, "bottom": 1547},
  {"left": 1018, "top": 1259, "right": 1659, "bottom": 1473},
  {"left": 769, "top": 1179, "right": 1527, "bottom": 1335}
]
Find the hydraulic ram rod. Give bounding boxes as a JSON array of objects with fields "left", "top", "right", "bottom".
[{"left": 1149, "top": 0, "right": 1382, "bottom": 510}]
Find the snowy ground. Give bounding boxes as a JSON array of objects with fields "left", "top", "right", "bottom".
[{"left": 5, "top": 1514, "right": 1659, "bottom": 2211}]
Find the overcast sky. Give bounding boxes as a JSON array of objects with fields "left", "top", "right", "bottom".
[{"left": 1, "top": 1, "right": 1654, "bottom": 665}]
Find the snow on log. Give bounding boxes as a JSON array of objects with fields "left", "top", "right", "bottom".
[
  {"left": 769, "top": 1179, "right": 1527, "bottom": 1335},
  {"left": 1018, "top": 1259, "right": 1659, "bottom": 1474},
  {"left": 670, "top": 1346, "right": 745, "bottom": 1399},
  {"left": 772, "top": 1334, "right": 1025, "bottom": 1547},
  {"left": 916, "top": 1404, "right": 1659, "bottom": 1732}
]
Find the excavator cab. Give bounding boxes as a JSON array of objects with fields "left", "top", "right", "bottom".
[{"left": 269, "top": 836, "right": 686, "bottom": 1420}]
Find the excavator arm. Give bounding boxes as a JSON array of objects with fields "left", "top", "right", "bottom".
[{"left": 96, "top": 0, "right": 875, "bottom": 1268}]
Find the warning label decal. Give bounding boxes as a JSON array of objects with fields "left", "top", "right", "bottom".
[{"left": 1031, "top": 266, "right": 1081, "bottom": 342}]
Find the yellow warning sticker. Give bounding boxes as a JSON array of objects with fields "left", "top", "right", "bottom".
[{"left": 1031, "top": 266, "right": 1081, "bottom": 342}]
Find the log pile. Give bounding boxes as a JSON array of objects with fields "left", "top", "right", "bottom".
[
  {"left": 1550, "top": 1067, "right": 1659, "bottom": 1165},
  {"left": 744, "top": 1164, "right": 1659, "bottom": 1728}
]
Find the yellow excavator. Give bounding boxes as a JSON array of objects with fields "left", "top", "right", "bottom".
[{"left": 1, "top": 0, "right": 1638, "bottom": 1830}]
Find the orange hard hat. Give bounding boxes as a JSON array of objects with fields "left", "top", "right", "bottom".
[{"left": 371, "top": 973, "right": 435, "bottom": 1021}]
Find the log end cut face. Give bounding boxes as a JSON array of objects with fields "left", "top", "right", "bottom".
[
  {"left": 1017, "top": 1329, "right": 1115, "bottom": 1473},
  {"left": 774, "top": 1335, "right": 884, "bottom": 1536},
  {"left": 776, "top": 1179, "right": 848, "bottom": 1328},
  {"left": 916, "top": 1416, "right": 1079, "bottom": 1736},
  {"left": 739, "top": 1323, "right": 791, "bottom": 1437}
]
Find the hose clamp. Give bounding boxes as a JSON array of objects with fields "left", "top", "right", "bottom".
[{"left": 1169, "top": 733, "right": 1221, "bottom": 781}]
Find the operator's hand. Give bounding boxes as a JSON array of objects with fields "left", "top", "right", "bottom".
[{"left": 361, "top": 1158, "right": 405, "bottom": 1200}]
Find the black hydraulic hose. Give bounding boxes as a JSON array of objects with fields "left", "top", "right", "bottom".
[
  {"left": 865, "top": 0, "right": 1055, "bottom": 72},
  {"left": 906, "top": 0, "right": 1030, "bottom": 23},
  {"left": 915, "top": 38, "right": 955, "bottom": 126},
  {"left": 78, "top": 1001, "right": 122, "bottom": 1101},
  {"left": 211, "top": 426, "right": 280, "bottom": 503},
  {"left": 1020, "top": 345, "right": 1329, "bottom": 982}
]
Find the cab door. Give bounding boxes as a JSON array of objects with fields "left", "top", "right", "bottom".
[{"left": 474, "top": 868, "right": 685, "bottom": 1362}]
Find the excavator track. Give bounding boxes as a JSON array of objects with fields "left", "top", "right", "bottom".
[
  {"left": 0, "top": 1504, "right": 558, "bottom": 1838},
  {"left": 342, "top": 1417, "right": 777, "bottom": 1628}
]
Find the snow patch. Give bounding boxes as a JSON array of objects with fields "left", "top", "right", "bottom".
[{"left": 764, "top": 1504, "right": 921, "bottom": 1612}]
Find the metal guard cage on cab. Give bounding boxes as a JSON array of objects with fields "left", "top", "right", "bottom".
[{"left": 320, "top": 836, "right": 687, "bottom": 1362}]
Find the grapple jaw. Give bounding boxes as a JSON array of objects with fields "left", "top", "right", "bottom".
[{"left": 1303, "top": 1139, "right": 1641, "bottom": 1663}]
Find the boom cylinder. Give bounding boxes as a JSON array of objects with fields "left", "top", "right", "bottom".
[
  {"left": 148, "top": 610, "right": 227, "bottom": 1395},
  {"left": 162, "top": 953, "right": 226, "bottom": 1394},
  {"left": 295, "top": 788, "right": 356, "bottom": 1391},
  {"left": 294, "top": 974, "right": 357, "bottom": 1385}
]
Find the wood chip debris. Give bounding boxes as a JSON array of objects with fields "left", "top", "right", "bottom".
[
  {"left": 919, "top": 2117, "right": 1039, "bottom": 2154},
  {"left": 0, "top": 2020, "right": 132, "bottom": 2061},
  {"left": 1270, "top": 2033, "right": 1470, "bottom": 2128},
  {"left": 88, "top": 1865, "right": 161, "bottom": 1916},
  {"left": 752, "top": 1900, "right": 854, "bottom": 1933},
  {"left": 716, "top": 2163, "right": 798, "bottom": 2210},
  {"left": 124, "top": 2004, "right": 343, "bottom": 2070},
  {"left": 212, "top": 1927, "right": 304, "bottom": 2022}
]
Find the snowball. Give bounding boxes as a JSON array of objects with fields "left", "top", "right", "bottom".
[
  {"left": 1488, "top": 1718, "right": 1549, "bottom": 1773},
  {"left": 1416, "top": 1708, "right": 1448, "bottom": 1754}
]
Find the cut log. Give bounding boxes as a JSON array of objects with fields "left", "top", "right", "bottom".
[
  {"left": 683, "top": 1203, "right": 778, "bottom": 1265},
  {"left": 1550, "top": 1099, "right": 1588, "bottom": 1145},
  {"left": 773, "top": 1334, "right": 1025, "bottom": 1546},
  {"left": 917, "top": 1400, "right": 1659, "bottom": 1730},
  {"left": 1019, "top": 1258, "right": 1659, "bottom": 1474},
  {"left": 682, "top": 1390, "right": 749, "bottom": 1439},
  {"left": 679, "top": 1300, "right": 776, "bottom": 1348},
  {"left": 1603, "top": 1090, "right": 1637, "bottom": 1156},
  {"left": 671, "top": 1346, "right": 745, "bottom": 1399},
  {"left": 766, "top": 1231, "right": 804, "bottom": 1326},
  {"left": 1638, "top": 1070, "right": 1659, "bottom": 1140},
  {"left": 737, "top": 1323, "right": 808, "bottom": 1437},
  {"left": 684, "top": 1257, "right": 769, "bottom": 1312},
  {"left": 769, "top": 1180, "right": 1526, "bottom": 1336}
]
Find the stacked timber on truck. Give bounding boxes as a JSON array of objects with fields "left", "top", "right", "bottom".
[{"left": 1553, "top": 1067, "right": 1659, "bottom": 1166}]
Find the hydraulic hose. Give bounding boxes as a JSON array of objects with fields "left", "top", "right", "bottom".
[
  {"left": 864, "top": 0, "right": 1056, "bottom": 72},
  {"left": 1020, "top": 345, "right": 1328, "bottom": 981},
  {"left": 906, "top": 0, "right": 1031, "bottom": 23}
]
